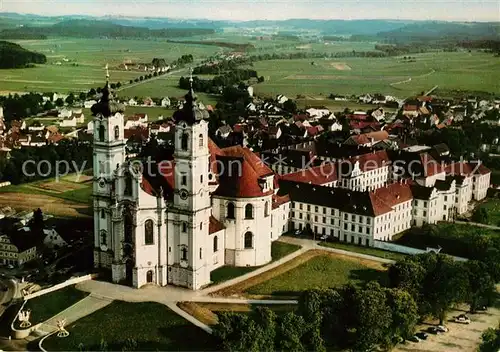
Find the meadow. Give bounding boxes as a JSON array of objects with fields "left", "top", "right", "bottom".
[
  {"left": 0, "top": 38, "right": 224, "bottom": 93},
  {"left": 250, "top": 51, "right": 500, "bottom": 98}
]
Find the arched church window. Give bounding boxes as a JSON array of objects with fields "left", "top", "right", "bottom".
[
  {"left": 99, "top": 125, "right": 105, "bottom": 142},
  {"left": 227, "top": 202, "right": 235, "bottom": 219},
  {"left": 114, "top": 125, "right": 120, "bottom": 140},
  {"left": 144, "top": 219, "right": 154, "bottom": 245},
  {"left": 181, "top": 133, "right": 189, "bottom": 150},
  {"left": 244, "top": 232, "right": 253, "bottom": 249},
  {"left": 181, "top": 246, "right": 188, "bottom": 261},
  {"left": 245, "top": 204, "right": 254, "bottom": 219},
  {"left": 213, "top": 236, "right": 218, "bottom": 252},
  {"left": 100, "top": 229, "right": 107, "bottom": 246},
  {"left": 124, "top": 172, "right": 133, "bottom": 196},
  {"left": 199, "top": 133, "right": 204, "bottom": 147},
  {"left": 265, "top": 201, "right": 270, "bottom": 217},
  {"left": 100, "top": 209, "right": 105, "bottom": 219},
  {"left": 182, "top": 222, "right": 187, "bottom": 233}
]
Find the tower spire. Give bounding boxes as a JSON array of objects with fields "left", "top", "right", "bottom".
[{"left": 105, "top": 63, "right": 110, "bottom": 86}]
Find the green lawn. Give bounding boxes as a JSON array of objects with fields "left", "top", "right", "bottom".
[
  {"left": 41, "top": 301, "right": 218, "bottom": 351},
  {"left": 18, "top": 285, "right": 88, "bottom": 328},
  {"left": 1, "top": 38, "right": 223, "bottom": 93},
  {"left": 251, "top": 51, "right": 500, "bottom": 98},
  {"left": 318, "top": 241, "right": 406, "bottom": 261},
  {"left": 246, "top": 254, "right": 388, "bottom": 297},
  {"left": 210, "top": 241, "right": 301, "bottom": 285},
  {"left": 476, "top": 198, "right": 500, "bottom": 227}
]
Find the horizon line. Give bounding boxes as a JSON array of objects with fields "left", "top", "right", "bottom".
[{"left": 1, "top": 11, "right": 499, "bottom": 24}]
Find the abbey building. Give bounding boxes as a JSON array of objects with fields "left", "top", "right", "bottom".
[{"left": 92, "top": 81, "right": 290, "bottom": 289}]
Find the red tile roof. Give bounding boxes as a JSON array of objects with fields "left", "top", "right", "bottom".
[
  {"left": 371, "top": 182, "right": 413, "bottom": 209},
  {"left": 209, "top": 215, "right": 225, "bottom": 234},
  {"left": 404, "top": 104, "right": 418, "bottom": 111},
  {"left": 420, "top": 153, "right": 445, "bottom": 177},
  {"left": 346, "top": 150, "right": 390, "bottom": 172},
  {"left": 272, "top": 194, "right": 290, "bottom": 209},
  {"left": 280, "top": 163, "right": 337, "bottom": 185},
  {"left": 445, "top": 162, "right": 491, "bottom": 176}
]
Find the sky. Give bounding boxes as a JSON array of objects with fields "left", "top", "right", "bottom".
[{"left": 0, "top": 0, "right": 499, "bottom": 22}]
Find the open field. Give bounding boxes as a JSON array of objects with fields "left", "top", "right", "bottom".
[
  {"left": 177, "top": 301, "right": 296, "bottom": 326},
  {"left": 16, "top": 285, "right": 88, "bottom": 329},
  {"left": 212, "top": 250, "right": 387, "bottom": 298},
  {"left": 251, "top": 52, "right": 500, "bottom": 98},
  {"left": 0, "top": 172, "right": 92, "bottom": 217},
  {"left": 0, "top": 38, "right": 224, "bottom": 93},
  {"left": 42, "top": 301, "right": 218, "bottom": 351},
  {"left": 296, "top": 98, "right": 398, "bottom": 113},
  {"left": 210, "top": 240, "right": 301, "bottom": 285}
]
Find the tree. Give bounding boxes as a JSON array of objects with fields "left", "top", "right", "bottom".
[
  {"left": 283, "top": 99, "right": 298, "bottom": 114},
  {"left": 463, "top": 260, "right": 495, "bottom": 312},
  {"left": 472, "top": 207, "right": 489, "bottom": 224},
  {"left": 350, "top": 282, "right": 392, "bottom": 351},
  {"left": 78, "top": 92, "right": 87, "bottom": 101},
  {"left": 275, "top": 312, "right": 307, "bottom": 352},
  {"left": 385, "top": 288, "right": 419, "bottom": 343},
  {"left": 65, "top": 93, "right": 75, "bottom": 106},
  {"left": 479, "top": 325, "right": 500, "bottom": 352},
  {"left": 88, "top": 88, "right": 96, "bottom": 97},
  {"left": 55, "top": 98, "right": 64, "bottom": 107},
  {"left": 43, "top": 100, "right": 54, "bottom": 111}
]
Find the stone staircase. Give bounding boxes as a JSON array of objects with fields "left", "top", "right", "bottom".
[{"left": 35, "top": 294, "right": 113, "bottom": 337}]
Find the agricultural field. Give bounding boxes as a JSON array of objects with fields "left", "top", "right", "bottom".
[
  {"left": 0, "top": 38, "right": 224, "bottom": 93},
  {"left": 213, "top": 250, "right": 387, "bottom": 298},
  {"left": 250, "top": 51, "right": 500, "bottom": 99},
  {"left": 0, "top": 172, "right": 92, "bottom": 217},
  {"left": 41, "top": 301, "right": 218, "bottom": 351}
]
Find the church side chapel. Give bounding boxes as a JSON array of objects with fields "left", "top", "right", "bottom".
[{"left": 92, "top": 73, "right": 290, "bottom": 290}]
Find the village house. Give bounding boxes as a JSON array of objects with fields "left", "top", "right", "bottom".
[
  {"left": 84, "top": 100, "right": 98, "bottom": 109},
  {"left": 127, "top": 98, "right": 138, "bottom": 106},
  {"left": 161, "top": 97, "right": 171, "bottom": 108}
]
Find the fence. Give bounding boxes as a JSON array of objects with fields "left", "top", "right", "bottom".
[{"left": 374, "top": 241, "right": 468, "bottom": 261}]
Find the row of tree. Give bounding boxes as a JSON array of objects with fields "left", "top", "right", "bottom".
[
  {"left": 213, "top": 252, "right": 497, "bottom": 352},
  {"left": 0, "top": 140, "right": 92, "bottom": 185},
  {"left": 178, "top": 69, "right": 260, "bottom": 94}
]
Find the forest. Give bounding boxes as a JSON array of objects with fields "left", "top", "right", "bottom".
[{"left": 0, "top": 41, "right": 47, "bottom": 69}]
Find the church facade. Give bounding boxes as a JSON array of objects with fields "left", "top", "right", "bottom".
[{"left": 92, "top": 80, "right": 290, "bottom": 290}]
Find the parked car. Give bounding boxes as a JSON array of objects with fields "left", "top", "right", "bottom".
[
  {"left": 320, "top": 234, "right": 329, "bottom": 240},
  {"left": 294, "top": 230, "right": 301, "bottom": 236},
  {"left": 408, "top": 335, "right": 420, "bottom": 343},
  {"left": 454, "top": 314, "right": 471, "bottom": 324},
  {"left": 7, "top": 265, "right": 14, "bottom": 269},
  {"left": 427, "top": 327, "right": 440, "bottom": 334},
  {"left": 416, "top": 332, "right": 428, "bottom": 340},
  {"left": 437, "top": 325, "right": 448, "bottom": 333}
]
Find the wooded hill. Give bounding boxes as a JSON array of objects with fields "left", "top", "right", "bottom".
[
  {"left": 0, "top": 41, "right": 46, "bottom": 68},
  {"left": 0, "top": 19, "right": 215, "bottom": 40}
]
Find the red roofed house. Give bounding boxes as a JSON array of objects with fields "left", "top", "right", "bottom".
[
  {"left": 93, "top": 84, "right": 290, "bottom": 291},
  {"left": 445, "top": 161, "right": 491, "bottom": 201}
]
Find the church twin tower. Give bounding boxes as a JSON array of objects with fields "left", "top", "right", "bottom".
[{"left": 92, "top": 78, "right": 215, "bottom": 289}]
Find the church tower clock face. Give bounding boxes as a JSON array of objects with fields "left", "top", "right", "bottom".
[{"left": 179, "top": 189, "right": 189, "bottom": 200}]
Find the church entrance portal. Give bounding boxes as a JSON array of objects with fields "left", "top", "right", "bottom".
[{"left": 147, "top": 270, "right": 154, "bottom": 283}]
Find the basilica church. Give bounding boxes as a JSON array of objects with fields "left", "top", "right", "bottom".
[{"left": 92, "top": 78, "right": 290, "bottom": 290}]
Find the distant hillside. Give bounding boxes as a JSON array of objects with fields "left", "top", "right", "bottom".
[
  {"left": 377, "top": 21, "right": 500, "bottom": 43},
  {"left": 0, "top": 19, "right": 216, "bottom": 39},
  {"left": 0, "top": 41, "right": 46, "bottom": 68}
]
